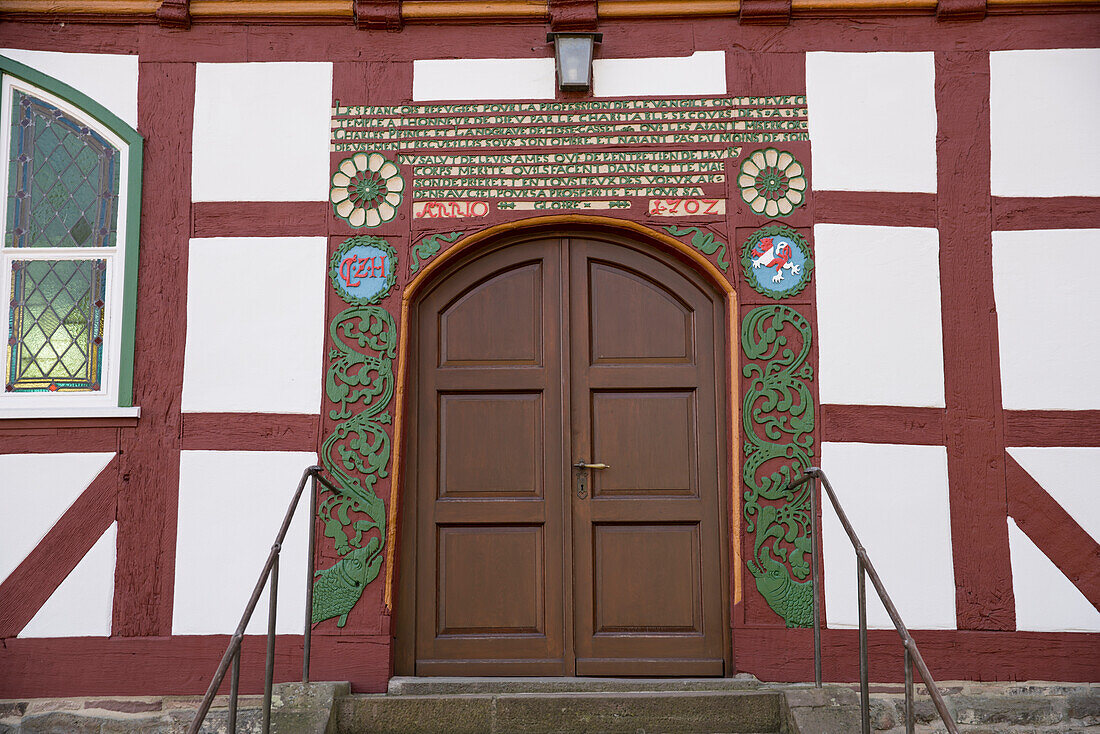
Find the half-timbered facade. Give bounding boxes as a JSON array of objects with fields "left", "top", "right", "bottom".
[{"left": 0, "top": 0, "right": 1097, "bottom": 695}]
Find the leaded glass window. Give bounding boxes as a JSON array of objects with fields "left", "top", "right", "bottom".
[
  {"left": 0, "top": 59, "right": 140, "bottom": 415},
  {"left": 6, "top": 91, "right": 121, "bottom": 249},
  {"left": 7, "top": 259, "right": 107, "bottom": 391}
]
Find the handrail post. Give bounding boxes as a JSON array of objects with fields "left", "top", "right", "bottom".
[
  {"left": 262, "top": 551, "right": 279, "bottom": 734},
  {"left": 904, "top": 646, "right": 915, "bottom": 734},
  {"left": 788, "top": 468, "right": 960, "bottom": 734},
  {"left": 809, "top": 472, "right": 822, "bottom": 688},
  {"left": 228, "top": 646, "right": 241, "bottom": 734},
  {"left": 303, "top": 470, "right": 318, "bottom": 683},
  {"left": 857, "top": 557, "right": 870, "bottom": 734}
]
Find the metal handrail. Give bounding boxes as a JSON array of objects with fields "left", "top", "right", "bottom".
[
  {"left": 789, "top": 467, "right": 959, "bottom": 734},
  {"left": 187, "top": 465, "right": 341, "bottom": 734}
]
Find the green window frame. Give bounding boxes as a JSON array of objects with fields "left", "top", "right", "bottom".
[{"left": 0, "top": 55, "right": 143, "bottom": 418}]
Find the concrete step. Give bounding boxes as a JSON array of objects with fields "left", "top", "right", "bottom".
[{"left": 335, "top": 687, "right": 784, "bottom": 734}]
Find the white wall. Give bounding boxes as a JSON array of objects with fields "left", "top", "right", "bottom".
[
  {"left": 993, "top": 229, "right": 1100, "bottom": 410},
  {"left": 821, "top": 442, "right": 956, "bottom": 630},
  {"left": 593, "top": 51, "right": 725, "bottom": 97},
  {"left": 192, "top": 62, "right": 333, "bottom": 201},
  {"left": 1007, "top": 447, "right": 1100, "bottom": 545},
  {"left": 806, "top": 52, "right": 936, "bottom": 193},
  {"left": 19, "top": 522, "right": 117, "bottom": 638},
  {"left": 173, "top": 451, "right": 316, "bottom": 635},
  {"left": 0, "top": 49, "right": 138, "bottom": 129},
  {"left": 1008, "top": 519, "right": 1100, "bottom": 632},
  {"left": 815, "top": 224, "right": 945, "bottom": 407},
  {"left": 182, "top": 237, "right": 326, "bottom": 414},
  {"left": 0, "top": 452, "right": 115, "bottom": 585},
  {"left": 413, "top": 58, "right": 555, "bottom": 101},
  {"left": 991, "top": 49, "right": 1100, "bottom": 197}
]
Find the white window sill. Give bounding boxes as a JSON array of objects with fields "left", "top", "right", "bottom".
[{"left": 0, "top": 406, "right": 141, "bottom": 420}]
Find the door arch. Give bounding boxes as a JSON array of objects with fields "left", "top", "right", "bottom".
[{"left": 393, "top": 220, "right": 734, "bottom": 676}]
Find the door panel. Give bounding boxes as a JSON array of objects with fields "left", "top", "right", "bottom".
[
  {"left": 412, "top": 233, "right": 726, "bottom": 676},
  {"left": 570, "top": 238, "right": 725, "bottom": 676},
  {"left": 439, "top": 262, "right": 543, "bottom": 366},
  {"left": 438, "top": 393, "right": 543, "bottom": 498},
  {"left": 590, "top": 390, "right": 697, "bottom": 495},
  {"left": 592, "top": 523, "right": 702, "bottom": 633},
  {"left": 415, "top": 240, "right": 565, "bottom": 675},
  {"left": 589, "top": 263, "right": 694, "bottom": 363}
]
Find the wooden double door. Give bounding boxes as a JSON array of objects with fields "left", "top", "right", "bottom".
[{"left": 399, "top": 233, "right": 728, "bottom": 676}]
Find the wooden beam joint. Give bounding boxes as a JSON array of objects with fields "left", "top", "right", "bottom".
[
  {"left": 155, "top": 0, "right": 190, "bottom": 27},
  {"left": 355, "top": 0, "right": 402, "bottom": 29},
  {"left": 936, "top": 0, "right": 986, "bottom": 20},
  {"left": 739, "top": 0, "right": 791, "bottom": 24},
  {"left": 550, "top": 0, "right": 598, "bottom": 30}
]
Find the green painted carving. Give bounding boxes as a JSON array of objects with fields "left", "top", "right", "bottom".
[
  {"left": 410, "top": 231, "right": 462, "bottom": 273},
  {"left": 312, "top": 544, "right": 379, "bottom": 628},
  {"left": 741, "top": 304, "right": 815, "bottom": 628},
  {"left": 312, "top": 305, "right": 397, "bottom": 627},
  {"left": 740, "top": 224, "right": 814, "bottom": 300},
  {"left": 663, "top": 225, "right": 730, "bottom": 272}
]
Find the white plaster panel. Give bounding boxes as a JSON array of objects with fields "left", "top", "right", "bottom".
[
  {"left": 173, "top": 451, "right": 316, "bottom": 635},
  {"left": 182, "top": 237, "right": 326, "bottom": 414},
  {"left": 0, "top": 49, "right": 138, "bottom": 129},
  {"left": 814, "top": 224, "right": 945, "bottom": 407},
  {"left": 1007, "top": 447, "right": 1100, "bottom": 545},
  {"left": 806, "top": 52, "right": 937, "bottom": 193},
  {"left": 0, "top": 452, "right": 115, "bottom": 585},
  {"left": 413, "top": 58, "right": 555, "bottom": 101},
  {"left": 1008, "top": 518, "right": 1100, "bottom": 632},
  {"left": 821, "top": 442, "right": 956, "bottom": 630},
  {"left": 593, "top": 51, "right": 725, "bottom": 98},
  {"left": 192, "top": 62, "right": 332, "bottom": 201},
  {"left": 993, "top": 229, "right": 1100, "bottom": 410},
  {"left": 991, "top": 49, "right": 1100, "bottom": 197},
  {"left": 19, "top": 522, "right": 116, "bottom": 638}
]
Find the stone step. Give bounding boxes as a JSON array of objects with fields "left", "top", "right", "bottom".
[
  {"left": 336, "top": 689, "right": 784, "bottom": 734},
  {"left": 387, "top": 675, "right": 765, "bottom": 696}
]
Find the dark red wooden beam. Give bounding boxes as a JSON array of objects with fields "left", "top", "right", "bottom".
[
  {"left": 112, "top": 61, "right": 195, "bottom": 638},
  {"left": 814, "top": 191, "right": 937, "bottom": 228},
  {"left": 181, "top": 413, "right": 320, "bottom": 452},
  {"left": 192, "top": 201, "right": 328, "bottom": 239},
  {"left": 0, "top": 634, "right": 390, "bottom": 698},
  {"left": 936, "top": 51, "right": 1015, "bottom": 631},
  {"left": 1005, "top": 453, "right": 1100, "bottom": 609},
  {"left": 0, "top": 457, "right": 118, "bottom": 638},
  {"left": 0, "top": 425, "right": 122, "bottom": 454},
  {"left": 820, "top": 405, "right": 945, "bottom": 445},
  {"left": 735, "top": 627, "right": 1100, "bottom": 682},
  {"left": 992, "top": 196, "right": 1100, "bottom": 231},
  {"left": 1003, "top": 410, "right": 1100, "bottom": 447}
]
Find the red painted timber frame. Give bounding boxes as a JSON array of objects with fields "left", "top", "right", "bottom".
[{"left": 1, "top": 12, "right": 1100, "bottom": 697}]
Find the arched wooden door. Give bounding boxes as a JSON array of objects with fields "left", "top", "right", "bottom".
[{"left": 397, "top": 232, "right": 729, "bottom": 676}]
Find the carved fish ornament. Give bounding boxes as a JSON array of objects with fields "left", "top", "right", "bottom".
[{"left": 311, "top": 540, "right": 381, "bottom": 628}]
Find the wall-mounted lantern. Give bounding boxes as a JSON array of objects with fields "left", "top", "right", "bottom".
[{"left": 547, "top": 32, "right": 602, "bottom": 92}]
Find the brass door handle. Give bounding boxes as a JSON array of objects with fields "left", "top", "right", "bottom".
[{"left": 573, "top": 462, "right": 610, "bottom": 470}]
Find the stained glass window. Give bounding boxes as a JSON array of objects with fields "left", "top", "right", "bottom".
[
  {"left": 7, "top": 258, "right": 106, "bottom": 391},
  {"left": 0, "top": 62, "right": 138, "bottom": 411},
  {"left": 6, "top": 90, "right": 120, "bottom": 249}
]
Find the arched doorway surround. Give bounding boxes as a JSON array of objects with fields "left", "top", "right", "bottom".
[{"left": 387, "top": 216, "right": 741, "bottom": 675}]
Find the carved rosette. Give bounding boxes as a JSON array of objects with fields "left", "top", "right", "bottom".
[
  {"left": 741, "top": 304, "right": 815, "bottom": 628},
  {"left": 737, "top": 148, "right": 807, "bottom": 218},
  {"left": 330, "top": 152, "right": 405, "bottom": 228}
]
